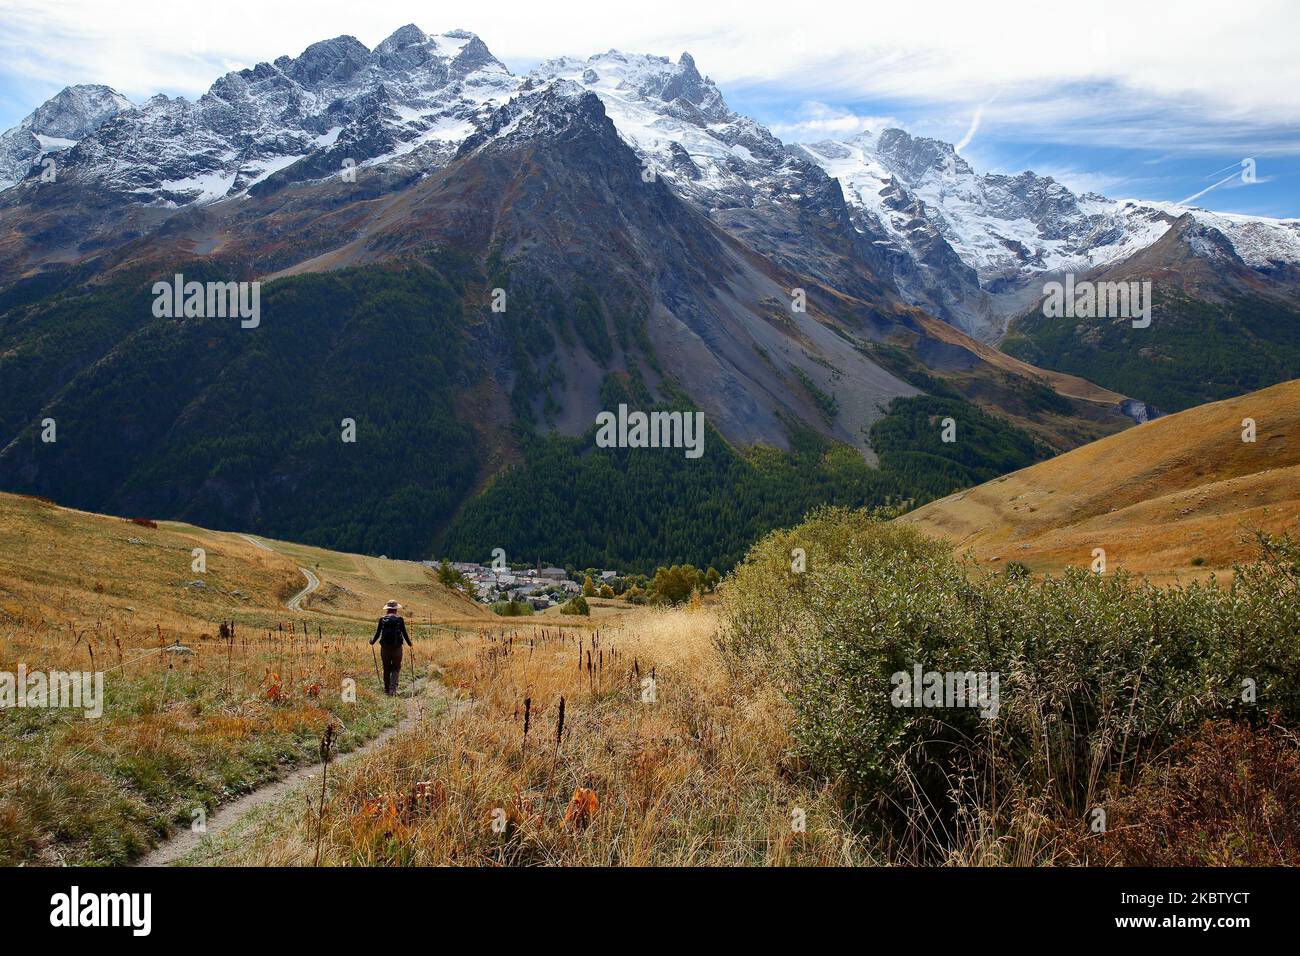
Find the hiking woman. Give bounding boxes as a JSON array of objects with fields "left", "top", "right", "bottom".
[{"left": 371, "top": 600, "right": 412, "bottom": 695}]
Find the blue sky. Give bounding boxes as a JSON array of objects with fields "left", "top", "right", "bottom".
[{"left": 3, "top": 0, "right": 1296, "bottom": 217}]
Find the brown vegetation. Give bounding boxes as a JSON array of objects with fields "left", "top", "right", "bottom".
[{"left": 901, "top": 378, "right": 1300, "bottom": 580}]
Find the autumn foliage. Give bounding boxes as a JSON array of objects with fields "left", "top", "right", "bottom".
[
  {"left": 564, "top": 788, "right": 599, "bottom": 831},
  {"left": 1097, "top": 718, "right": 1300, "bottom": 866}
]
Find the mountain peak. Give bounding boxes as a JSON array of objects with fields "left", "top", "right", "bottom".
[
  {"left": 370, "top": 24, "right": 505, "bottom": 77},
  {"left": 23, "top": 84, "right": 132, "bottom": 134},
  {"left": 445, "top": 32, "right": 507, "bottom": 75},
  {"left": 376, "top": 23, "right": 428, "bottom": 52},
  {"left": 0, "top": 83, "right": 133, "bottom": 188},
  {"left": 274, "top": 34, "right": 371, "bottom": 88},
  {"left": 871, "top": 127, "right": 973, "bottom": 180}
]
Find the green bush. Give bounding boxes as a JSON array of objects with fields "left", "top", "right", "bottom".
[
  {"left": 491, "top": 600, "right": 534, "bottom": 617},
  {"left": 560, "top": 596, "right": 590, "bottom": 616},
  {"left": 719, "top": 511, "right": 1300, "bottom": 855},
  {"left": 650, "top": 564, "right": 704, "bottom": 605}
]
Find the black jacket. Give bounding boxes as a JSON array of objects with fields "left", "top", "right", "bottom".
[{"left": 371, "top": 614, "right": 411, "bottom": 647}]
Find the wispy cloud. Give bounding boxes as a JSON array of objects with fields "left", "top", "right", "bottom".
[
  {"left": 767, "top": 103, "right": 901, "bottom": 142},
  {"left": 4, "top": 0, "right": 1300, "bottom": 125}
]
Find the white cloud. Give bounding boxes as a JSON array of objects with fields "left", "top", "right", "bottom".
[
  {"left": 768, "top": 103, "right": 900, "bottom": 141},
  {"left": 1, "top": 0, "right": 1297, "bottom": 113},
  {"left": 2, "top": 0, "right": 1298, "bottom": 165}
]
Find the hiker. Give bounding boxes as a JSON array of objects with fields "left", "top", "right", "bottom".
[{"left": 371, "top": 600, "right": 412, "bottom": 695}]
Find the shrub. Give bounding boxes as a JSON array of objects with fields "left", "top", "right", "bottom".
[
  {"left": 561, "top": 596, "right": 590, "bottom": 616},
  {"left": 491, "top": 600, "right": 533, "bottom": 617},
  {"left": 650, "top": 564, "right": 703, "bottom": 605},
  {"left": 718, "top": 510, "right": 1300, "bottom": 857},
  {"left": 1095, "top": 718, "right": 1300, "bottom": 865},
  {"left": 1003, "top": 560, "right": 1031, "bottom": 579},
  {"left": 436, "top": 559, "right": 465, "bottom": 587}
]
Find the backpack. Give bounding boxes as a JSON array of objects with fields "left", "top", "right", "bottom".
[{"left": 377, "top": 614, "right": 405, "bottom": 646}]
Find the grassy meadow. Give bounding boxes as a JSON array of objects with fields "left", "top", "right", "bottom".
[
  {"left": 0, "top": 491, "right": 484, "bottom": 865},
  {"left": 176, "top": 607, "right": 860, "bottom": 865},
  {"left": 2, "top": 489, "right": 1298, "bottom": 867},
  {"left": 175, "top": 511, "right": 1300, "bottom": 867}
]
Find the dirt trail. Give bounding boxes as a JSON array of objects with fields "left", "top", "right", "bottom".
[
  {"left": 239, "top": 532, "right": 320, "bottom": 611},
  {"left": 135, "top": 530, "right": 465, "bottom": 865},
  {"left": 286, "top": 566, "right": 320, "bottom": 610},
  {"left": 137, "top": 672, "right": 470, "bottom": 867},
  {"left": 238, "top": 532, "right": 274, "bottom": 551}
]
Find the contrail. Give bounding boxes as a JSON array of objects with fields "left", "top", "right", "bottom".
[
  {"left": 1179, "top": 168, "right": 1241, "bottom": 205},
  {"left": 1199, "top": 160, "right": 1245, "bottom": 180},
  {"left": 955, "top": 104, "right": 984, "bottom": 154}
]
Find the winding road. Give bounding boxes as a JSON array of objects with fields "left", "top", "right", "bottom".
[
  {"left": 286, "top": 566, "right": 320, "bottom": 611},
  {"left": 239, "top": 533, "right": 319, "bottom": 612}
]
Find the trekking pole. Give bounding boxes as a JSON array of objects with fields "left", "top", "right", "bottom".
[
  {"left": 408, "top": 641, "right": 418, "bottom": 694},
  {"left": 371, "top": 643, "right": 381, "bottom": 691}
]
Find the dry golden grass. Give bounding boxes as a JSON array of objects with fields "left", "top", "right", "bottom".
[
  {"left": 535, "top": 595, "right": 637, "bottom": 621},
  {"left": 0, "top": 494, "right": 299, "bottom": 632},
  {"left": 3, "top": 489, "right": 844, "bottom": 867},
  {"left": 0, "top": 610, "right": 403, "bottom": 863},
  {"left": 175, "top": 527, "right": 490, "bottom": 625},
  {"left": 900, "top": 378, "right": 1300, "bottom": 581},
  {"left": 189, "top": 605, "right": 869, "bottom": 866},
  {"left": 0, "top": 491, "right": 490, "bottom": 864}
]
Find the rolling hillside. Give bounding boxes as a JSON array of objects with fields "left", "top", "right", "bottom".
[
  {"left": 0, "top": 490, "right": 489, "bottom": 630},
  {"left": 0, "top": 488, "right": 489, "bottom": 864},
  {"left": 899, "top": 379, "right": 1300, "bottom": 579}
]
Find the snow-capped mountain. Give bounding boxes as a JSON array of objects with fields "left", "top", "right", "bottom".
[
  {"left": 524, "top": 51, "right": 910, "bottom": 308},
  {"left": 527, "top": 52, "right": 1300, "bottom": 339},
  {"left": 800, "top": 133, "right": 1171, "bottom": 283},
  {"left": 529, "top": 51, "right": 802, "bottom": 210},
  {"left": 2, "top": 23, "right": 1295, "bottom": 556},
  {"left": 38, "top": 26, "right": 515, "bottom": 204},
  {"left": 1, "top": 25, "right": 1296, "bottom": 343},
  {"left": 796, "top": 130, "right": 1300, "bottom": 334},
  {"left": 0, "top": 84, "right": 132, "bottom": 189}
]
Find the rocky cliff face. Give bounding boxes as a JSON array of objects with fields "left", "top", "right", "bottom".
[{"left": 0, "top": 84, "right": 132, "bottom": 188}]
